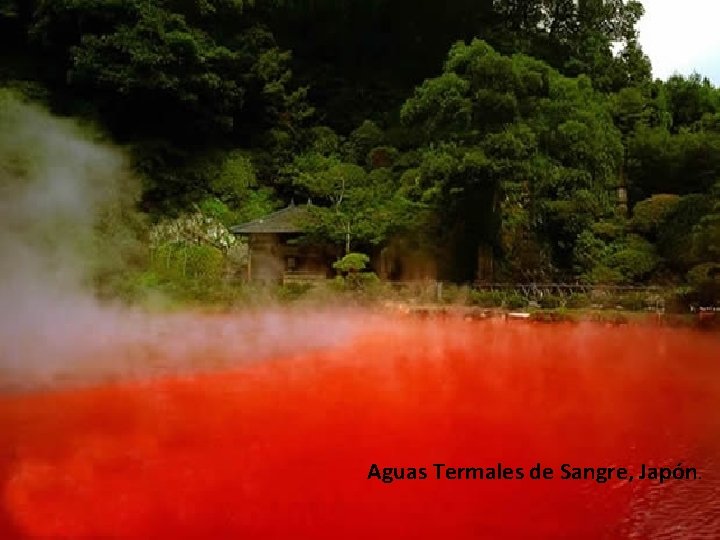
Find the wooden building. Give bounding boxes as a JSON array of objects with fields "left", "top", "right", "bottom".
[
  {"left": 375, "top": 238, "right": 438, "bottom": 281},
  {"left": 230, "top": 203, "right": 336, "bottom": 284},
  {"left": 232, "top": 203, "right": 443, "bottom": 285}
]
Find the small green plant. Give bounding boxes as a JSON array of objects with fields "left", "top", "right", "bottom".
[
  {"left": 539, "top": 294, "right": 563, "bottom": 309},
  {"left": 687, "top": 263, "right": 720, "bottom": 306},
  {"left": 505, "top": 293, "right": 528, "bottom": 310},
  {"left": 276, "top": 282, "right": 314, "bottom": 301},
  {"left": 332, "top": 252, "right": 379, "bottom": 293},
  {"left": 333, "top": 252, "right": 370, "bottom": 273},
  {"left": 616, "top": 292, "right": 650, "bottom": 311},
  {"left": 664, "top": 288, "right": 692, "bottom": 313},
  {"left": 469, "top": 290, "right": 505, "bottom": 307},
  {"left": 439, "top": 284, "right": 469, "bottom": 304},
  {"left": 565, "top": 293, "right": 591, "bottom": 308},
  {"left": 152, "top": 242, "right": 224, "bottom": 281}
]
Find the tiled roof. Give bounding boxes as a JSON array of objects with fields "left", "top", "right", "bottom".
[{"left": 230, "top": 204, "right": 310, "bottom": 234}]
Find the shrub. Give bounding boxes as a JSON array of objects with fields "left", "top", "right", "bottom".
[
  {"left": 505, "top": 293, "right": 528, "bottom": 310},
  {"left": 152, "top": 243, "right": 224, "bottom": 281},
  {"left": 539, "top": 294, "right": 563, "bottom": 309},
  {"left": 663, "top": 289, "right": 692, "bottom": 313},
  {"left": 565, "top": 293, "right": 591, "bottom": 308},
  {"left": 573, "top": 231, "right": 607, "bottom": 274},
  {"left": 687, "top": 263, "right": 720, "bottom": 305},
  {"left": 657, "top": 194, "right": 713, "bottom": 272},
  {"left": 592, "top": 219, "right": 625, "bottom": 240},
  {"left": 332, "top": 252, "right": 380, "bottom": 294},
  {"left": 616, "top": 292, "right": 649, "bottom": 311},
  {"left": 198, "top": 197, "right": 236, "bottom": 225},
  {"left": 150, "top": 211, "right": 237, "bottom": 252},
  {"left": 439, "top": 284, "right": 469, "bottom": 304},
  {"left": 211, "top": 151, "right": 257, "bottom": 205},
  {"left": 631, "top": 194, "right": 681, "bottom": 237},
  {"left": 586, "top": 265, "right": 624, "bottom": 284},
  {"left": 276, "top": 282, "right": 315, "bottom": 302},
  {"left": 347, "top": 120, "right": 385, "bottom": 163},
  {"left": 597, "top": 293, "right": 624, "bottom": 309},
  {"left": 308, "top": 126, "right": 340, "bottom": 155},
  {"left": 605, "top": 236, "right": 659, "bottom": 283},
  {"left": 333, "top": 252, "right": 370, "bottom": 273},
  {"left": 469, "top": 290, "right": 505, "bottom": 307},
  {"left": 184, "top": 244, "right": 225, "bottom": 279}
]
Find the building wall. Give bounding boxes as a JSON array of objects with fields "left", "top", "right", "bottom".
[
  {"left": 247, "top": 233, "right": 333, "bottom": 283},
  {"left": 376, "top": 240, "right": 438, "bottom": 281},
  {"left": 248, "top": 234, "right": 285, "bottom": 283}
]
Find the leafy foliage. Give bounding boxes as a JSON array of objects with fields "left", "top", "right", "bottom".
[
  {"left": 333, "top": 253, "right": 370, "bottom": 273},
  {"left": 3, "top": 0, "right": 720, "bottom": 301},
  {"left": 631, "top": 194, "right": 681, "bottom": 237},
  {"left": 332, "top": 252, "right": 379, "bottom": 292}
]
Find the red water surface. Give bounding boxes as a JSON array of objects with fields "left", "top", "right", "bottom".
[{"left": 1, "top": 317, "right": 719, "bottom": 539}]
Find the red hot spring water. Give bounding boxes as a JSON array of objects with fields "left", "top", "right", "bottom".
[{"left": 1, "top": 314, "right": 719, "bottom": 539}]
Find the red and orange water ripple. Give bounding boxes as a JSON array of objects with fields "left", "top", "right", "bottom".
[{"left": 2, "top": 317, "right": 719, "bottom": 539}]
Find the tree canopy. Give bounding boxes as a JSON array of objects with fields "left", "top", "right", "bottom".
[{"left": 2, "top": 0, "right": 719, "bottom": 291}]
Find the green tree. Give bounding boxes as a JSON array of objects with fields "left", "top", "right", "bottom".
[
  {"left": 288, "top": 151, "right": 418, "bottom": 254},
  {"left": 631, "top": 194, "right": 681, "bottom": 238},
  {"left": 400, "top": 39, "right": 623, "bottom": 280}
]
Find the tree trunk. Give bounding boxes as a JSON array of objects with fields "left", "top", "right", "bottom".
[{"left": 345, "top": 223, "right": 351, "bottom": 254}]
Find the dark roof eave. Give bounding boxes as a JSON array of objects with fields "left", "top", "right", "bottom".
[
  {"left": 230, "top": 226, "right": 304, "bottom": 234},
  {"left": 230, "top": 204, "right": 310, "bottom": 235}
]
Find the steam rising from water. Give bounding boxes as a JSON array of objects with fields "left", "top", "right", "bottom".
[
  {"left": 0, "top": 94, "right": 126, "bottom": 380},
  {"left": 2, "top": 319, "right": 720, "bottom": 538},
  {"left": 0, "top": 93, "right": 360, "bottom": 389}
]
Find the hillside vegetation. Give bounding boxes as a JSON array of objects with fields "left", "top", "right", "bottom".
[{"left": 1, "top": 1, "right": 719, "bottom": 306}]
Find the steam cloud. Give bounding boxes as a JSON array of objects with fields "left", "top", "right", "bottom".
[{"left": 0, "top": 93, "right": 361, "bottom": 390}]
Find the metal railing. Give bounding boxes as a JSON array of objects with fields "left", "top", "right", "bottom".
[
  {"left": 471, "top": 283, "right": 665, "bottom": 296},
  {"left": 377, "top": 280, "right": 671, "bottom": 306}
]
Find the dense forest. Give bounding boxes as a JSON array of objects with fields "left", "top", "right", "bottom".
[{"left": 1, "top": 0, "right": 719, "bottom": 302}]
